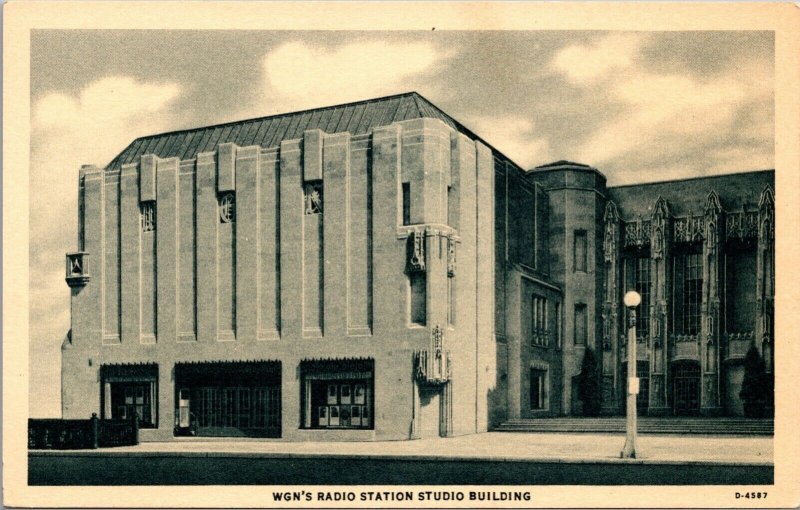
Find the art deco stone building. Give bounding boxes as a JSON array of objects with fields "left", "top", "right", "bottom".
[{"left": 62, "top": 92, "right": 774, "bottom": 441}]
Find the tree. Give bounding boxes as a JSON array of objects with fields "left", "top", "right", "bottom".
[
  {"left": 577, "top": 347, "right": 602, "bottom": 416},
  {"left": 739, "top": 345, "right": 768, "bottom": 418}
]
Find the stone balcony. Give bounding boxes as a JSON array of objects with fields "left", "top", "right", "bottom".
[
  {"left": 413, "top": 349, "right": 451, "bottom": 385},
  {"left": 621, "top": 336, "right": 649, "bottom": 363},
  {"left": 65, "top": 251, "right": 90, "bottom": 288},
  {"left": 724, "top": 332, "right": 755, "bottom": 362},
  {"left": 671, "top": 334, "right": 700, "bottom": 361}
]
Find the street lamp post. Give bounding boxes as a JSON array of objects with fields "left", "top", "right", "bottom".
[{"left": 621, "top": 290, "right": 641, "bottom": 459}]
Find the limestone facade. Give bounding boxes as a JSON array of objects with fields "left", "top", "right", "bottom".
[{"left": 62, "top": 93, "right": 774, "bottom": 440}]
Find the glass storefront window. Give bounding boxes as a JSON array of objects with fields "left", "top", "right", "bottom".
[{"left": 301, "top": 359, "right": 375, "bottom": 430}]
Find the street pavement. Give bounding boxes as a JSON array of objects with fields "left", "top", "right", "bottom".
[{"left": 57, "top": 432, "right": 773, "bottom": 465}]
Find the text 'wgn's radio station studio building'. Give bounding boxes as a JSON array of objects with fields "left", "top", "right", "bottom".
[{"left": 62, "top": 92, "right": 774, "bottom": 441}]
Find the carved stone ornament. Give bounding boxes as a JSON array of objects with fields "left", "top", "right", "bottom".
[
  {"left": 603, "top": 201, "right": 619, "bottom": 262},
  {"left": 651, "top": 226, "right": 664, "bottom": 260},
  {"left": 761, "top": 211, "right": 773, "bottom": 242},
  {"left": 218, "top": 192, "right": 235, "bottom": 223},
  {"left": 705, "top": 220, "right": 717, "bottom": 255},
  {"left": 304, "top": 182, "right": 323, "bottom": 215},
  {"left": 650, "top": 196, "right": 669, "bottom": 260},
  {"left": 65, "top": 251, "right": 90, "bottom": 287},
  {"left": 726, "top": 211, "right": 759, "bottom": 241},
  {"left": 413, "top": 325, "right": 450, "bottom": 384},
  {"left": 758, "top": 185, "right": 775, "bottom": 241},
  {"left": 703, "top": 191, "right": 721, "bottom": 254},
  {"left": 674, "top": 215, "right": 704, "bottom": 243},
  {"left": 603, "top": 222, "right": 617, "bottom": 262},
  {"left": 433, "top": 325, "right": 444, "bottom": 356},
  {"left": 705, "top": 190, "right": 722, "bottom": 214},
  {"left": 624, "top": 217, "right": 651, "bottom": 248},
  {"left": 447, "top": 235, "right": 456, "bottom": 277},
  {"left": 140, "top": 201, "right": 156, "bottom": 233},
  {"left": 408, "top": 229, "right": 426, "bottom": 272}
]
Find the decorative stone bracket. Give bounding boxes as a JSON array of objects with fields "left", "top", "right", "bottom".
[
  {"left": 447, "top": 235, "right": 456, "bottom": 277},
  {"left": 408, "top": 229, "right": 426, "bottom": 272},
  {"left": 413, "top": 325, "right": 451, "bottom": 384},
  {"left": 65, "top": 251, "right": 90, "bottom": 287}
]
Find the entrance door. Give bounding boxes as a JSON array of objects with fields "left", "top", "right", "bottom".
[
  {"left": 418, "top": 386, "right": 442, "bottom": 438},
  {"left": 174, "top": 361, "right": 281, "bottom": 437},
  {"left": 673, "top": 362, "right": 701, "bottom": 415}
]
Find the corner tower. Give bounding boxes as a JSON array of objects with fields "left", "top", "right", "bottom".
[{"left": 527, "top": 161, "right": 608, "bottom": 415}]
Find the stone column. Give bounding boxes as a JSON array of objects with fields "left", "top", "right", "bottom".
[
  {"left": 648, "top": 196, "right": 670, "bottom": 415},
  {"left": 120, "top": 162, "right": 141, "bottom": 344},
  {"left": 318, "top": 131, "right": 348, "bottom": 338},
  {"left": 235, "top": 145, "right": 260, "bottom": 343},
  {"left": 505, "top": 271, "right": 522, "bottom": 420},
  {"left": 601, "top": 201, "right": 621, "bottom": 414},
  {"left": 701, "top": 191, "right": 723, "bottom": 416},
  {"left": 370, "top": 124, "right": 404, "bottom": 336},
  {"left": 278, "top": 139, "right": 303, "bottom": 340},
  {"left": 755, "top": 187, "right": 775, "bottom": 372},
  {"left": 474, "top": 142, "right": 494, "bottom": 431},
  {"left": 156, "top": 157, "right": 179, "bottom": 344},
  {"left": 156, "top": 362, "right": 175, "bottom": 440},
  {"left": 756, "top": 186, "right": 775, "bottom": 416},
  {"left": 195, "top": 152, "right": 218, "bottom": 343}
]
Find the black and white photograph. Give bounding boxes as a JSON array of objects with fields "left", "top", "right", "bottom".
[{"left": 5, "top": 1, "right": 800, "bottom": 508}]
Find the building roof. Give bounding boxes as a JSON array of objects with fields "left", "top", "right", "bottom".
[
  {"left": 106, "top": 92, "right": 500, "bottom": 171},
  {"left": 533, "top": 160, "right": 593, "bottom": 170},
  {"left": 607, "top": 170, "right": 774, "bottom": 218}
]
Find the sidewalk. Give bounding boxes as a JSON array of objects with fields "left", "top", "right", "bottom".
[{"left": 33, "top": 432, "right": 773, "bottom": 466}]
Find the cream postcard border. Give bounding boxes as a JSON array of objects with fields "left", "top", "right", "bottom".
[{"left": 4, "top": 1, "right": 800, "bottom": 508}]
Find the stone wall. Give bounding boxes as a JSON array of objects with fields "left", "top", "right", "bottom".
[{"left": 63, "top": 117, "right": 496, "bottom": 441}]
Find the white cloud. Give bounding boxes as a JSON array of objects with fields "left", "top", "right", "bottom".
[
  {"left": 251, "top": 40, "right": 448, "bottom": 115},
  {"left": 706, "top": 146, "right": 774, "bottom": 175},
  {"left": 578, "top": 67, "right": 773, "bottom": 170},
  {"left": 29, "top": 76, "right": 181, "bottom": 417},
  {"left": 465, "top": 115, "right": 552, "bottom": 169},
  {"left": 550, "top": 34, "right": 773, "bottom": 181},
  {"left": 552, "top": 34, "right": 645, "bottom": 85},
  {"left": 577, "top": 72, "right": 753, "bottom": 164}
]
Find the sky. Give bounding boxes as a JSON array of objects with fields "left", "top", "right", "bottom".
[{"left": 29, "top": 30, "right": 774, "bottom": 417}]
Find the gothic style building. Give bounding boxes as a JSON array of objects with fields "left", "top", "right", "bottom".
[{"left": 62, "top": 92, "right": 774, "bottom": 441}]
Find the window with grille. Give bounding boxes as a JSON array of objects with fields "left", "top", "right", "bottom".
[
  {"left": 574, "top": 303, "right": 588, "bottom": 346},
  {"left": 409, "top": 273, "right": 426, "bottom": 326},
  {"left": 531, "top": 296, "right": 548, "bottom": 347},
  {"left": 102, "top": 365, "right": 158, "bottom": 428},
  {"left": 626, "top": 257, "right": 651, "bottom": 339},
  {"left": 574, "top": 230, "right": 587, "bottom": 272},
  {"left": 674, "top": 252, "right": 703, "bottom": 335},
  {"left": 140, "top": 201, "right": 156, "bottom": 232},
  {"left": 555, "top": 302, "right": 563, "bottom": 349},
  {"left": 402, "top": 182, "right": 411, "bottom": 225},
  {"left": 529, "top": 368, "right": 548, "bottom": 410},
  {"left": 301, "top": 360, "right": 375, "bottom": 430}
]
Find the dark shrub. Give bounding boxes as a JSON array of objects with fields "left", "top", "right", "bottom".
[
  {"left": 577, "top": 347, "right": 602, "bottom": 416},
  {"left": 739, "top": 345, "right": 768, "bottom": 418}
]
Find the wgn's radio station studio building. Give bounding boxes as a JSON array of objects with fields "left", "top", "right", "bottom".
[{"left": 62, "top": 92, "right": 774, "bottom": 441}]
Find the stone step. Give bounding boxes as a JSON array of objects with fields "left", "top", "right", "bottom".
[{"left": 494, "top": 418, "right": 773, "bottom": 435}]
